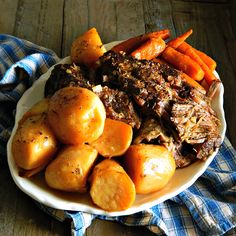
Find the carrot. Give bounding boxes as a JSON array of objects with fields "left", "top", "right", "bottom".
[
  {"left": 161, "top": 46, "right": 205, "bottom": 81},
  {"left": 167, "top": 29, "right": 193, "bottom": 49},
  {"left": 111, "top": 29, "right": 170, "bottom": 54},
  {"left": 131, "top": 37, "right": 166, "bottom": 60},
  {"left": 181, "top": 73, "right": 206, "bottom": 94},
  {"left": 194, "top": 48, "right": 217, "bottom": 71},
  {"left": 90, "top": 118, "right": 133, "bottom": 158},
  {"left": 177, "top": 42, "right": 218, "bottom": 85}
]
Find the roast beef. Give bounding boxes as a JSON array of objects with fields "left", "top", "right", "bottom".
[
  {"left": 97, "top": 51, "right": 221, "bottom": 167},
  {"left": 44, "top": 63, "right": 141, "bottom": 129}
]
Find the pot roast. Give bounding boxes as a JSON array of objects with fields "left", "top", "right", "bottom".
[{"left": 44, "top": 51, "right": 221, "bottom": 167}]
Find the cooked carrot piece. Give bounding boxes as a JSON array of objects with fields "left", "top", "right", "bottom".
[
  {"left": 90, "top": 118, "right": 133, "bottom": 158},
  {"left": 161, "top": 47, "right": 204, "bottom": 81},
  {"left": 177, "top": 42, "right": 218, "bottom": 85},
  {"left": 181, "top": 73, "right": 206, "bottom": 94},
  {"left": 167, "top": 29, "right": 193, "bottom": 49},
  {"left": 194, "top": 48, "right": 217, "bottom": 71},
  {"left": 131, "top": 37, "right": 166, "bottom": 60},
  {"left": 111, "top": 29, "right": 170, "bottom": 54}
]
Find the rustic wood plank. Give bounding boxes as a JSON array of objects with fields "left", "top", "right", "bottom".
[
  {"left": 116, "top": 0, "right": 145, "bottom": 40},
  {"left": 142, "top": 0, "right": 176, "bottom": 36},
  {"left": 62, "top": 0, "right": 89, "bottom": 57},
  {"left": 87, "top": 0, "right": 117, "bottom": 44},
  {"left": 0, "top": 166, "right": 70, "bottom": 236},
  {"left": 13, "top": 0, "right": 64, "bottom": 56},
  {"left": 0, "top": 0, "right": 19, "bottom": 34}
]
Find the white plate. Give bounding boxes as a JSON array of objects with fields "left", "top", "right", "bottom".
[{"left": 7, "top": 42, "right": 226, "bottom": 216}]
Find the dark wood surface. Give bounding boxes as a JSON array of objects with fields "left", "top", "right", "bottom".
[{"left": 0, "top": 0, "right": 235, "bottom": 235}]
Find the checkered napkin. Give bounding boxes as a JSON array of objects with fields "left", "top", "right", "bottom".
[{"left": 1, "top": 34, "right": 236, "bottom": 236}]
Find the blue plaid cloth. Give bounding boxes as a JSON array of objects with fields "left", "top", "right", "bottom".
[{"left": 1, "top": 34, "right": 236, "bottom": 236}]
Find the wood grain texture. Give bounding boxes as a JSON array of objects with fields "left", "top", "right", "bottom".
[
  {"left": 0, "top": 0, "right": 19, "bottom": 34},
  {"left": 62, "top": 0, "right": 89, "bottom": 57},
  {"left": 13, "top": 0, "right": 64, "bottom": 56},
  {"left": 0, "top": 166, "right": 70, "bottom": 236},
  {"left": 0, "top": 0, "right": 236, "bottom": 235}
]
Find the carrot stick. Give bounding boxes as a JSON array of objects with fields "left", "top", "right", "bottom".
[
  {"left": 167, "top": 29, "right": 193, "bottom": 49},
  {"left": 161, "top": 47, "right": 205, "bottom": 81},
  {"left": 194, "top": 48, "right": 217, "bottom": 71},
  {"left": 181, "top": 73, "right": 206, "bottom": 94},
  {"left": 177, "top": 42, "right": 218, "bottom": 85},
  {"left": 111, "top": 29, "right": 170, "bottom": 54},
  {"left": 131, "top": 37, "right": 166, "bottom": 60}
]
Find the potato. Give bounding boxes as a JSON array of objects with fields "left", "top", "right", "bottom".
[
  {"left": 90, "top": 118, "right": 133, "bottom": 158},
  {"left": 19, "top": 98, "right": 49, "bottom": 125},
  {"left": 47, "top": 87, "right": 106, "bottom": 145},
  {"left": 71, "top": 27, "right": 106, "bottom": 67},
  {"left": 124, "top": 144, "right": 176, "bottom": 194},
  {"left": 45, "top": 144, "right": 98, "bottom": 192},
  {"left": 12, "top": 114, "right": 58, "bottom": 171},
  {"left": 90, "top": 159, "right": 136, "bottom": 211}
]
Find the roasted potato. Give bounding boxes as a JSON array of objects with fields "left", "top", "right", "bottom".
[
  {"left": 90, "top": 159, "right": 136, "bottom": 211},
  {"left": 47, "top": 87, "right": 106, "bottom": 145},
  {"left": 90, "top": 118, "right": 133, "bottom": 158},
  {"left": 71, "top": 27, "right": 106, "bottom": 67},
  {"left": 19, "top": 98, "right": 49, "bottom": 125},
  {"left": 45, "top": 144, "right": 98, "bottom": 192},
  {"left": 12, "top": 114, "right": 58, "bottom": 171},
  {"left": 124, "top": 144, "right": 176, "bottom": 194}
]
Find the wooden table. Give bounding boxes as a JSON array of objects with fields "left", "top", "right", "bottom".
[{"left": 1, "top": 0, "right": 235, "bottom": 235}]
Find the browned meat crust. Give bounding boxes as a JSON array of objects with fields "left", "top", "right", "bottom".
[{"left": 97, "top": 51, "right": 221, "bottom": 167}]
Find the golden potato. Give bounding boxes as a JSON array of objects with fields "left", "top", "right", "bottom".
[
  {"left": 90, "top": 118, "right": 133, "bottom": 158},
  {"left": 124, "top": 144, "right": 176, "bottom": 194},
  {"left": 71, "top": 27, "right": 106, "bottom": 67},
  {"left": 19, "top": 98, "right": 49, "bottom": 125},
  {"left": 12, "top": 114, "right": 58, "bottom": 171},
  {"left": 90, "top": 159, "right": 136, "bottom": 211},
  {"left": 45, "top": 144, "right": 98, "bottom": 192},
  {"left": 47, "top": 87, "right": 106, "bottom": 145}
]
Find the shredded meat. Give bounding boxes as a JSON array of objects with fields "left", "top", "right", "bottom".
[{"left": 97, "top": 51, "right": 221, "bottom": 167}]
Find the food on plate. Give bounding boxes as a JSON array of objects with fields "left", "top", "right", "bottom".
[
  {"left": 11, "top": 27, "right": 222, "bottom": 212},
  {"left": 44, "top": 64, "right": 142, "bottom": 129},
  {"left": 131, "top": 37, "right": 166, "bottom": 60},
  {"left": 111, "top": 29, "right": 170, "bottom": 54},
  {"left": 124, "top": 144, "right": 175, "bottom": 194},
  {"left": 167, "top": 29, "right": 193, "bottom": 49},
  {"left": 12, "top": 114, "right": 58, "bottom": 171},
  {"left": 90, "top": 118, "right": 133, "bottom": 158},
  {"left": 70, "top": 27, "right": 106, "bottom": 67},
  {"left": 193, "top": 47, "right": 217, "bottom": 72},
  {"left": 47, "top": 86, "right": 106, "bottom": 145},
  {"left": 89, "top": 159, "right": 135, "bottom": 211},
  {"left": 161, "top": 46, "right": 205, "bottom": 81},
  {"left": 19, "top": 98, "right": 49, "bottom": 125},
  {"left": 97, "top": 51, "right": 221, "bottom": 167},
  {"left": 45, "top": 144, "right": 98, "bottom": 192},
  {"left": 176, "top": 42, "right": 218, "bottom": 85}
]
